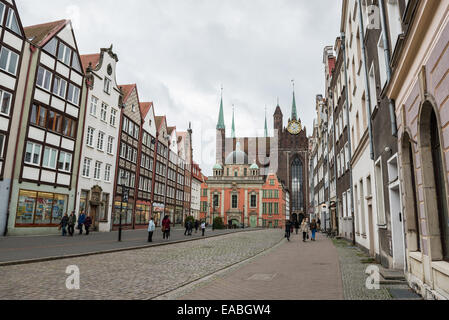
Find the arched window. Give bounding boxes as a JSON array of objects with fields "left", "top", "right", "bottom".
[
  {"left": 291, "top": 157, "right": 304, "bottom": 212},
  {"left": 420, "top": 101, "right": 449, "bottom": 261},
  {"left": 401, "top": 131, "right": 421, "bottom": 252}
]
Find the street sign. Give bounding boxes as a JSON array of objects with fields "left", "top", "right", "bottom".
[{"left": 122, "top": 188, "right": 129, "bottom": 203}]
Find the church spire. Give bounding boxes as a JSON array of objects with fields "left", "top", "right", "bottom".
[
  {"left": 291, "top": 80, "right": 297, "bottom": 121},
  {"left": 231, "top": 104, "right": 236, "bottom": 138},
  {"left": 264, "top": 106, "right": 268, "bottom": 138},
  {"left": 216, "top": 86, "right": 225, "bottom": 130}
]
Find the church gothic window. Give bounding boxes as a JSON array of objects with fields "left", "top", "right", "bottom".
[{"left": 291, "top": 158, "right": 304, "bottom": 212}]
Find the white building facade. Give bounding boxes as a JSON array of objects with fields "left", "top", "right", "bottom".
[{"left": 76, "top": 46, "right": 122, "bottom": 232}]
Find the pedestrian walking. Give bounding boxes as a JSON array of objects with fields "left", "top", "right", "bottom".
[
  {"left": 68, "top": 211, "right": 76, "bottom": 236},
  {"left": 162, "top": 215, "right": 171, "bottom": 240},
  {"left": 310, "top": 219, "right": 318, "bottom": 241},
  {"left": 84, "top": 214, "right": 92, "bottom": 235},
  {"left": 78, "top": 211, "right": 86, "bottom": 235},
  {"left": 187, "top": 220, "right": 193, "bottom": 236},
  {"left": 201, "top": 221, "right": 206, "bottom": 237},
  {"left": 184, "top": 219, "right": 189, "bottom": 236},
  {"left": 195, "top": 220, "right": 199, "bottom": 233},
  {"left": 148, "top": 217, "right": 155, "bottom": 242},
  {"left": 295, "top": 220, "right": 300, "bottom": 235},
  {"left": 300, "top": 218, "right": 309, "bottom": 242},
  {"left": 60, "top": 213, "right": 69, "bottom": 236},
  {"left": 285, "top": 220, "right": 291, "bottom": 241}
]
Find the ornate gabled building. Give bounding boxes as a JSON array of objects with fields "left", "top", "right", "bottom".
[{"left": 214, "top": 88, "right": 309, "bottom": 224}]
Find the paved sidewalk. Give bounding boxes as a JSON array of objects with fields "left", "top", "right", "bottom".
[
  {"left": 0, "top": 227, "right": 255, "bottom": 265},
  {"left": 174, "top": 231, "right": 344, "bottom": 300}
]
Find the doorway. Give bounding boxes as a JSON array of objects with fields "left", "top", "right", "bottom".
[
  {"left": 368, "top": 203, "right": 375, "bottom": 257},
  {"left": 390, "top": 184, "right": 405, "bottom": 269},
  {"left": 250, "top": 216, "right": 257, "bottom": 228}
]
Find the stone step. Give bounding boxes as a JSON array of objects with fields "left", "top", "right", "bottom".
[{"left": 379, "top": 267, "right": 406, "bottom": 281}]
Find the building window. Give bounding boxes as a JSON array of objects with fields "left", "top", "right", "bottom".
[
  {"left": 105, "top": 164, "right": 111, "bottom": 182},
  {"left": 42, "top": 147, "right": 58, "bottom": 169},
  {"left": 0, "top": 46, "right": 18, "bottom": 75},
  {"left": 82, "top": 158, "right": 91, "bottom": 177},
  {"left": 53, "top": 76, "right": 67, "bottom": 99},
  {"left": 43, "top": 38, "right": 57, "bottom": 56},
  {"left": 25, "top": 142, "right": 42, "bottom": 166},
  {"left": 36, "top": 67, "right": 53, "bottom": 92},
  {"left": 57, "top": 42, "right": 72, "bottom": 66},
  {"left": 107, "top": 136, "right": 114, "bottom": 154},
  {"left": 291, "top": 157, "right": 304, "bottom": 212},
  {"left": 110, "top": 108, "right": 117, "bottom": 126},
  {"left": 0, "top": 134, "right": 5, "bottom": 159},
  {"left": 97, "top": 131, "right": 105, "bottom": 151},
  {"left": 67, "top": 83, "right": 80, "bottom": 106},
  {"left": 86, "top": 127, "right": 94, "bottom": 147},
  {"left": 0, "top": 89, "right": 12, "bottom": 116},
  {"left": 46, "top": 111, "right": 62, "bottom": 133},
  {"left": 6, "top": 8, "right": 21, "bottom": 35},
  {"left": 15, "top": 190, "right": 67, "bottom": 226},
  {"left": 90, "top": 96, "right": 98, "bottom": 116},
  {"left": 232, "top": 194, "right": 238, "bottom": 209},
  {"left": 104, "top": 77, "right": 111, "bottom": 94},
  {"left": 100, "top": 103, "right": 108, "bottom": 122},
  {"left": 250, "top": 194, "right": 257, "bottom": 208},
  {"left": 94, "top": 161, "right": 102, "bottom": 180},
  {"left": 213, "top": 194, "right": 219, "bottom": 208},
  {"left": 58, "top": 151, "right": 72, "bottom": 172}
]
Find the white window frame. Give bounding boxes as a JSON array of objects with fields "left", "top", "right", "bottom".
[
  {"left": 105, "top": 164, "right": 111, "bottom": 182},
  {"left": 57, "top": 42, "right": 72, "bottom": 66},
  {"left": 53, "top": 76, "right": 67, "bottom": 99},
  {"left": 97, "top": 131, "right": 105, "bottom": 151},
  {"left": 42, "top": 147, "right": 58, "bottom": 169},
  {"left": 94, "top": 161, "right": 102, "bottom": 180},
  {"left": 0, "top": 89, "right": 12, "bottom": 116},
  {"left": 5, "top": 8, "right": 21, "bottom": 35},
  {"left": 0, "top": 133, "right": 5, "bottom": 159},
  {"left": 36, "top": 66, "right": 53, "bottom": 92},
  {"left": 0, "top": 46, "right": 19, "bottom": 75},
  {"left": 82, "top": 158, "right": 92, "bottom": 177},
  {"left": 107, "top": 136, "right": 114, "bottom": 155},
  {"left": 58, "top": 151, "right": 72, "bottom": 173},
  {"left": 104, "top": 77, "right": 111, "bottom": 94},
  {"left": 67, "top": 83, "right": 80, "bottom": 106},
  {"left": 100, "top": 103, "right": 108, "bottom": 122},
  {"left": 110, "top": 108, "right": 117, "bottom": 126},
  {"left": 90, "top": 96, "right": 98, "bottom": 116},
  {"left": 86, "top": 127, "right": 95, "bottom": 147},
  {"left": 25, "top": 142, "right": 42, "bottom": 166}
]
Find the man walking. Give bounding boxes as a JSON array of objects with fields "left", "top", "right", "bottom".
[
  {"left": 78, "top": 211, "right": 86, "bottom": 235},
  {"left": 148, "top": 217, "right": 155, "bottom": 242},
  {"left": 184, "top": 219, "right": 189, "bottom": 236},
  {"left": 68, "top": 211, "right": 76, "bottom": 236},
  {"left": 285, "top": 220, "right": 291, "bottom": 242}
]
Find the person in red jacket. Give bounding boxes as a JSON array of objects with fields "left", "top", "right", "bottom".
[{"left": 162, "top": 215, "right": 171, "bottom": 240}]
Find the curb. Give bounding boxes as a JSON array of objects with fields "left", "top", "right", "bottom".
[{"left": 0, "top": 228, "right": 263, "bottom": 267}]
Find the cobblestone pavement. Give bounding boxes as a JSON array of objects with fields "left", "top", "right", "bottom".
[
  {"left": 0, "top": 230, "right": 283, "bottom": 300},
  {"left": 162, "top": 232, "right": 344, "bottom": 300},
  {"left": 332, "top": 238, "right": 392, "bottom": 300}
]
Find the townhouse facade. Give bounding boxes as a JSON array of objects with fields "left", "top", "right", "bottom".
[
  {"left": 7, "top": 19, "right": 87, "bottom": 236},
  {"left": 76, "top": 46, "right": 122, "bottom": 232},
  {"left": 0, "top": 0, "right": 25, "bottom": 236},
  {"left": 191, "top": 162, "right": 202, "bottom": 220}
]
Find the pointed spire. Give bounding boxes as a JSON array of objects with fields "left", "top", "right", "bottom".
[
  {"left": 216, "top": 86, "right": 225, "bottom": 130},
  {"left": 291, "top": 80, "right": 297, "bottom": 121},
  {"left": 264, "top": 106, "right": 268, "bottom": 138},
  {"left": 231, "top": 104, "right": 236, "bottom": 139}
]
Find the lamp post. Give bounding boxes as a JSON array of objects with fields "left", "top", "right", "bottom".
[
  {"left": 119, "top": 174, "right": 129, "bottom": 242},
  {"left": 242, "top": 204, "right": 245, "bottom": 229}
]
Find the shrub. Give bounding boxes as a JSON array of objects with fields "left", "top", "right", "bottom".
[{"left": 213, "top": 217, "right": 225, "bottom": 229}]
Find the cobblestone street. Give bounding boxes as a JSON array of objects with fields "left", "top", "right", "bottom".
[{"left": 0, "top": 230, "right": 283, "bottom": 300}]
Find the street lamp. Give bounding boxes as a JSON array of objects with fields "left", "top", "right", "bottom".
[{"left": 119, "top": 174, "right": 129, "bottom": 242}]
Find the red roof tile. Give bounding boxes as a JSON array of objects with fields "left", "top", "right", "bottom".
[
  {"left": 80, "top": 54, "right": 101, "bottom": 72},
  {"left": 119, "top": 84, "right": 136, "bottom": 103},
  {"left": 139, "top": 102, "right": 153, "bottom": 119}
]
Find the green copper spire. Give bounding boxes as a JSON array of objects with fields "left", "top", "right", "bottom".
[
  {"left": 264, "top": 106, "right": 268, "bottom": 137},
  {"left": 231, "top": 105, "right": 236, "bottom": 138},
  {"left": 291, "top": 80, "right": 297, "bottom": 121},
  {"left": 217, "top": 87, "right": 225, "bottom": 130}
]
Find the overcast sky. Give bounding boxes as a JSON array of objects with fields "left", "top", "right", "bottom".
[{"left": 17, "top": 0, "right": 341, "bottom": 175}]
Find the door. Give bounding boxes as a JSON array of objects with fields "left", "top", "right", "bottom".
[
  {"left": 390, "top": 184, "right": 405, "bottom": 270},
  {"left": 250, "top": 216, "right": 257, "bottom": 228},
  {"left": 90, "top": 205, "right": 98, "bottom": 231}
]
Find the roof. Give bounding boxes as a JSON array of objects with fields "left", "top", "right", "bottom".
[
  {"left": 167, "top": 126, "right": 176, "bottom": 135},
  {"left": 250, "top": 162, "right": 259, "bottom": 170},
  {"left": 24, "top": 19, "right": 68, "bottom": 47},
  {"left": 139, "top": 102, "right": 153, "bottom": 119},
  {"left": 119, "top": 84, "right": 136, "bottom": 103},
  {"left": 155, "top": 116, "right": 166, "bottom": 131},
  {"left": 80, "top": 54, "right": 101, "bottom": 72},
  {"left": 213, "top": 163, "right": 223, "bottom": 170}
]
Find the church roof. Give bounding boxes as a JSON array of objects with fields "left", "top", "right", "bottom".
[
  {"left": 225, "top": 142, "right": 248, "bottom": 165},
  {"left": 217, "top": 91, "right": 225, "bottom": 130}
]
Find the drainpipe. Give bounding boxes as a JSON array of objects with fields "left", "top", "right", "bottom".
[
  {"left": 378, "top": 0, "right": 398, "bottom": 137},
  {"left": 357, "top": 0, "right": 375, "bottom": 161},
  {"left": 341, "top": 33, "right": 356, "bottom": 245}
]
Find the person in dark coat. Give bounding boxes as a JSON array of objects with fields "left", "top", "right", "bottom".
[
  {"left": 295, "top": 220, "right": 300, "bottom": 235},
  {"left": 195, "top": 220, "right": 199, "bottom": 233},
  {"left": 60, "top": 213, "right": 69, "bottom": 236},
  {"left": 184, "top": 219, "right": 189, "bottom": 236},
  {"left": 285, "top": 220, "right": 291, "bottom": 242},
  {"left": 78, "top": 211, "right": 86, "bottom": 235},
  {"left": 84, "top": 214, "right": 93, "bottom": 235},
  {"left": 187, "top": 220, "right": 193, "bottom": 236},
  {"left": 68, "top": 211, "right": 77, "bottom": 236}
]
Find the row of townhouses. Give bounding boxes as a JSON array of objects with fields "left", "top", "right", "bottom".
[
  {"left": 0, "top": 0, "right": 204, "bottom": 236},
  {"left": 310, "top": 0, "right": 449, "bottom": 300}
]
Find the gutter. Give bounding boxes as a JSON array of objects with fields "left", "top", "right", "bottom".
[{"left": 378, "top": 0, "right": 398, "bottom": 137}]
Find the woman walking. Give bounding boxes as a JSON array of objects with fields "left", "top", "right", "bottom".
[
  {"left": 300, "top": 218, "right": 310, "bottom": 242},
  {"left": 68, "top": 211, "right": 77, "bottom": 236},
  {"left": 310, "top": 219, "right": 318, "bottom": 241},
  {"left": 201, "top": 221, "right": 206, "bottom": 237},
  {"left": 148, "top": 217, "right": 155, "bottom": 242},
  {"left": 162, "top": 215, "right": 171, "bottom": 240}
]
